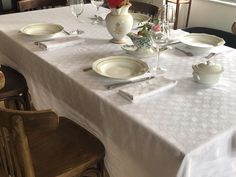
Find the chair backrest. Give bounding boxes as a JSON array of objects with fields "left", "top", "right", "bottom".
[
  {"left": 0, "top": 107, "right": 59, "bottom": 177},
  {"left": 17, "top": 0, "right": 67, "bottom": 12},
  {"left": 232, "top": 22, "right": 236, "bottom": 35},
  {"left": 129, "top": 1, "right": 159, "bottom": 17},
  {"left": 0, "top": 0, "right": 18, "bottom": 14},
  {"left": 182, "top": 27, "right": 236, "bottom": 49}
]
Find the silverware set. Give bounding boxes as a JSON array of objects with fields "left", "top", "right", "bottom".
[
  {"left": 34, "top": 29, "right": 72, "bottom": 45},
  {"left": 105, "top": 76, "right": 155, "bottom": 90}
]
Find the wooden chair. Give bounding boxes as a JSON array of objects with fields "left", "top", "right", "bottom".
[
  {"left": 232, "top": 22, "right": 236, "bottom": 35},
  {"left": 0, "top": 0, "right": 18, "bottom": 14},
  {"left": 182, "top": 27, "right": 236, "bottom": 49},
  {"left": 0, "top": 65, "right": 31, "bottom": 110},
  {"left": 166, "top": 0, "right": 192, "bottom": 29},
  {"left": 129, "top": 1, "right": 159, "bottom": 17},
  {"left": 0, "top": 107, "right": 106, "bottom": 177},
  {"left": 17, "top": 0, "right": 67, "bottom": 12}
]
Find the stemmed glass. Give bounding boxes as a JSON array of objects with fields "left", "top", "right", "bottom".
[
  {"left": 68, "top": 0, "right": 84, "bottom": 34},
  {"left": 150, "top": 17, "right": 170, "bottom": 74},
  {"left": 91, "top": 0, "right": 104, "bottom": 24}
]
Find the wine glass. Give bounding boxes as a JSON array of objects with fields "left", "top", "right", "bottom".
[
  {"left": 150, "top": 21, "right": 170, "bottom": 74},
  {"left": 68, "top": 0, "right": 84, "bottom": 34},
  {"left": 91, "top": 0, "right": 104, "bottom": 24}
]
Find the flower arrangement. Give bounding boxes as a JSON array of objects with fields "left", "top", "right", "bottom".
[
  {"left": 137, "top": 18, "right": 161, "bottom": 37},
  {"left": 108, "top": 0, "right": 130, "bottom": 9}
]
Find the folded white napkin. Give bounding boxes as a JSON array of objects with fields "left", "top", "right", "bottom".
[
  {"left": 118, "top": 76, "right": 177, "bottom": 102},
  {"left": 37, "top": 36, "right": 85, "bottom": 50}
]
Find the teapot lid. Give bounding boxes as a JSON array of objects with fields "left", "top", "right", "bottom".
[{"left": 193, "top": 61, "right": 224, "bottom": 74}]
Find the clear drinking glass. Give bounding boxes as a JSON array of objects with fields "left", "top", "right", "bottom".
[
  {"left": 150, "top": 20, "right": 170, "bottom": 74},
  {"left": 91, "top": 0, "right": 104, "bottom": 23},
  {"left": 68, "top": 0, "right": 84, "bottom": 34}
]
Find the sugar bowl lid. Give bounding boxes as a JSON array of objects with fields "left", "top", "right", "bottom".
[{"left": 192, "top": 61, "right": 224, "bottom": 74}]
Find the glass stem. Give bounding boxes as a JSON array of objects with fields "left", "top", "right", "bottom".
[
  {"left": 156, "top": 47, "right": 161, "bottom": 69},
  {"left": 76, "top": 16, "right": 79, "bottom": 31},
  {"left": 96, "top": 6, "right": 99, "bottom": 21}
]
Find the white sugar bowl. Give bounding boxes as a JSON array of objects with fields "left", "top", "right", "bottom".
[{"left": 192, "top": 61, "right": 224, "bottom": 85}]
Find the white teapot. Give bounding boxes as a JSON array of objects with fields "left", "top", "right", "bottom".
[{"left": 192, "top": 61, "right": 224, "bottom": 85}]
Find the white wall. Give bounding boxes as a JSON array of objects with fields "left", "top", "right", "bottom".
[
  {"left": 134, "top": 0, "right": 235, "bottom": 32},
  {"left": 188, "top": 0, "right": 236, "bottom": 32}
]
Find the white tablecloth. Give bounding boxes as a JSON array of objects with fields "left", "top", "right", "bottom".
[{"left": 0, "top": 5, "right": 236, "bottom": 177}]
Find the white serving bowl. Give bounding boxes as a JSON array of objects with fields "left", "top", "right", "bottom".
[
  {"left": 130, "top": 13, "right": 150, "bottom": 29},
  {"left": 180, "top": 33, "right": 225, "bottom": 54}
]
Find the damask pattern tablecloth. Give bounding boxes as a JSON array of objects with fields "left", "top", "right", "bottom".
[{"left": 0, "top": 5, "right": 236, "bottom": 177}]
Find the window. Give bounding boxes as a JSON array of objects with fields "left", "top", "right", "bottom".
[
  {"left": 210, "top": 0, "right": 236, "bottom": 6},
  {"left": 220, "top": 0, "right": 236, "bottom": 2}
]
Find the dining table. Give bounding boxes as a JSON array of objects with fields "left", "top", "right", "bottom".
[{"left": 0, "top": 4, "right": 236, "bottom": 177}]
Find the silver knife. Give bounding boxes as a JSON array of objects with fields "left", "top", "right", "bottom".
[
  {"left": 34, "top": 39, "right": 55, "bottom": 45},
  {"left": 105, "top": 76, "right": 155, "bottom": 90}
]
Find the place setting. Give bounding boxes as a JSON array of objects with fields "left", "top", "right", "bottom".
[
  {"left": 18, "top": 0, "right": 87, "bottom": 50},
  {"left": 85, "top": 54, "right": 177, "bottom": 102},
  {"left": 19, "top": 23, "right": 85, "bottom": 50}
]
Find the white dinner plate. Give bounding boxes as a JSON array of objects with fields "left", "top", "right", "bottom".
[
  {"left": 131, "top": 13, "right": 150, "bottom": 29},
  {"left": 20, "top": 23, "right": 64, "bottom": 38},
  {"left": 92, "top": 56, "right": 149, "bottom": 80}
]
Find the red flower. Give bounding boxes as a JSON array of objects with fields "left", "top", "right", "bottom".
[{"left": 108, "top": 0, "right": 124, "bottom": 8}]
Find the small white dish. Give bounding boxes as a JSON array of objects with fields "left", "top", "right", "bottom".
[
  {"left": 92, "top": 56, "right": 149, "bottom": 80},
  {"left": 131, "top": 13, "right": 150, "bottom": 29},
  {"left": 192, "top": 60, "right": 224, "bottom": 85},
  {"left": 180, "top": 33, "right": 225, "bottom": 54},
  {"left": 20, "top": 23, "right": 64, "bottom": 39},
  {"left": 121, "top": 45, "right": 158, "bottom": 58}
]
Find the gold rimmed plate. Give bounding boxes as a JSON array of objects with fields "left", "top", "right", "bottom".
[
  {"left": 20, "top": 23, "right": 64, "bottom": 39},
  {"left": 92, "top": 56, "right": 149, "bottom": 80}
]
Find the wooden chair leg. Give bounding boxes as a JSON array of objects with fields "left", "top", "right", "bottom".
[
  {"left": 98, "top": 160, "right": 109, "bottom": 177},
  {"left": 4, "top": 99, "right": 17, "bottom": 110},
  {"left": 80, "top": 167, "right": 101, "bottom": 177},
  {"left": 79, "top": 160, "right": 107, "bottom": 177},
  {"left": 22, "top": 91, "right": 31, "bottom": 110},
  {"left": 3, "top": 95, "right": 30, "bottom": 110},
  {"left": 185, "top": 0, "right": 192, "bottom": 27},
  {"left": 174, "top": 3, "right": 180, "bottom": 29}
]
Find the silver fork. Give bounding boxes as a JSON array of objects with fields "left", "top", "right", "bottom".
[
  {"left": 63, "top": 30, "right": 71, "bottom": 35},
  {"left": 174, "top": 47, "right": 194, "bottom": 56}
]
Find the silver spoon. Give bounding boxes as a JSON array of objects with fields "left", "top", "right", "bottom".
[{"left": 204, "top": 52, "right": 216, "bottom": 59}]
